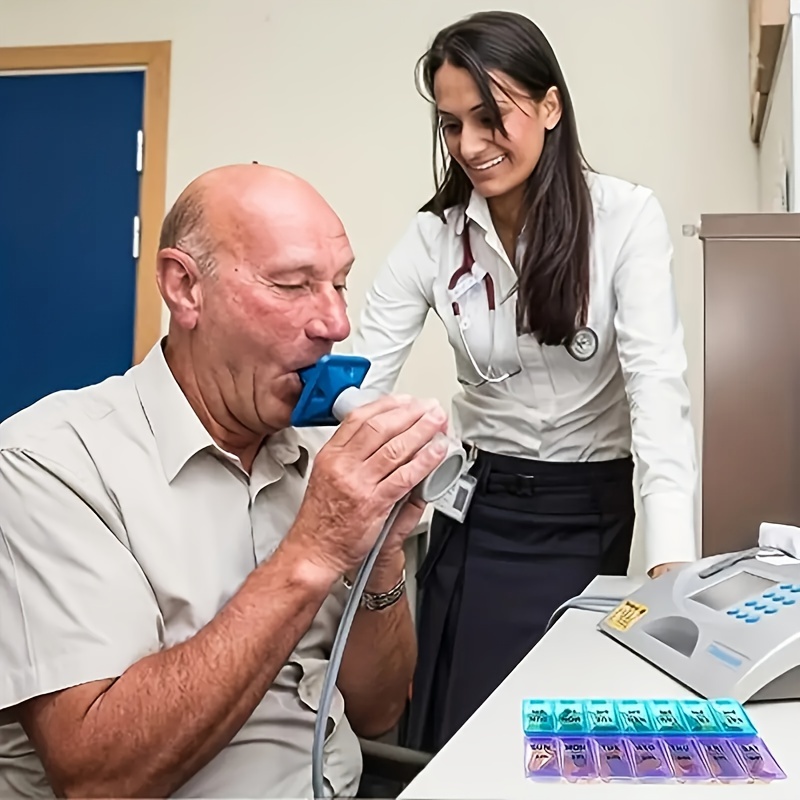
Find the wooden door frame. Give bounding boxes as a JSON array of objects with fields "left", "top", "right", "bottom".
[{"left": 0, "top": 41, "right": 171, "bottom": 364}]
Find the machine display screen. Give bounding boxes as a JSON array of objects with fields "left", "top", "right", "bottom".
[{"left": 690, "top": 571, "right": 778, "bottom": 612}]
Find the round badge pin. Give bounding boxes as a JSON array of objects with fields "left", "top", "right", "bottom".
[{"left": 567, "top": 326, "right": 598, "bottom": 362}]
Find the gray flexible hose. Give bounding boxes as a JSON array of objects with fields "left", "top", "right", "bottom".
[
  {"left": 312, "top": 545, "right": 631, "bottom": 794},
  {"left": 543, "top": 595, "right": 625, "bottom": 635},
  {"left": 311, "top": 494, "right": 410, "bottom": 799}
]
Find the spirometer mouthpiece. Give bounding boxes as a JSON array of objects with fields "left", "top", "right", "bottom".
[{"left": 332, "top": 386, "right": 466, "bottom": 502}]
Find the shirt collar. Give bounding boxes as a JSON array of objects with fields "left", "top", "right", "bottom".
[
  {"left": 453, "top": 190, "right": 495, "bottom": 236},
  {"left": 454, "top": 191, "right": 519, "bottom": 273},
  {"left": 133, "top": 338, "right": 309, "bottom": 482}
]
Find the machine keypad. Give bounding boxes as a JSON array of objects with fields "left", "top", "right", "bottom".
[{"left": 728, "top": 586, "right": 800, "bottom": 622}]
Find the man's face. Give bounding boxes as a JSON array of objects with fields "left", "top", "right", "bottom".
[{"left": 195, "top": 202, "right": 353, "bottom": 435}]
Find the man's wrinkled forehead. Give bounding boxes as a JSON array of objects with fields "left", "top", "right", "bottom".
[
  {"left": 283, "top": 234, "right": 353, "bottom": 273},
  {"left": 255, "top": 215, "right": 354, "bottom": 276}
]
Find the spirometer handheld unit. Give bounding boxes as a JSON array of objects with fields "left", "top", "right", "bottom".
[
  {"left": 597, "top": 547, "right": 800, "bottom": 704},
  {"left": 292, "top": 355, "right": 467, "bottom": 798},
  {"left": 290, "top": 354, "right": 466, "bottom": 503}
]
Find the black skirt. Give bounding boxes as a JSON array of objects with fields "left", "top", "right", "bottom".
[{"left": 404, "top": 449, "right": 635, "bottom": 754}]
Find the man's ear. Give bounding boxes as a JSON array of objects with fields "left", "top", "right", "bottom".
[{"left": 156, "top": 248, "right": 203, "bottom": 330}]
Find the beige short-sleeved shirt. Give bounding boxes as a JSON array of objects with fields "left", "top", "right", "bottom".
[{"left": 0, "top": 340, "right": 361, "bottom": 798}]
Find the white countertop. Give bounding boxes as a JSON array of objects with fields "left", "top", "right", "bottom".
[{"left": 399, "top": 576, "right": 797, "bottom": 798}]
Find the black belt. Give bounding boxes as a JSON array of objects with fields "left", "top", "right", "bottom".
[{"left": 467, "top": 446, "right": 633, "bottom": 489}]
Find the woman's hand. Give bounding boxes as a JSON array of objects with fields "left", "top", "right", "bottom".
[{"left": 648, "top": 561, "right": 688, "bottom": 578}]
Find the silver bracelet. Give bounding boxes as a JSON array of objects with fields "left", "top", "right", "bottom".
[{"left": 342, "top": 569, "right": 406, "bottom": 611}]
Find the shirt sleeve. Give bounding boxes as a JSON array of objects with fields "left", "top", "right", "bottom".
[
  {"left": 0, "top": 447, "right": 163, "bottom": 715},
  {"left": 612, "top": 191, "right": 699, "bottom": 574},
  {"left": 350, "top": 216, "right": 436, "bottom": 394}
]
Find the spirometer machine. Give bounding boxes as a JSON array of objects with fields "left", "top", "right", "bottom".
[{"left": 597, "top": 524, "right": 800, "bottom": 704}]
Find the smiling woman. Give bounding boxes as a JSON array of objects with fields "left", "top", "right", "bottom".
[
  {"left": 350, "top": 9, "right": 699, "bottom": 756},
  {"left": 418, "top": 17, "right": 593, "bottom": 345}
]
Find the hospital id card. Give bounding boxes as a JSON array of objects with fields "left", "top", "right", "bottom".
[{"left": 432, "top": 473, "right": 477, "bottom": 523}]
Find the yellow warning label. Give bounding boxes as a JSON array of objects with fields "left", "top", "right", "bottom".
[{"left": 605, "top": 600, "right": 648, "bottom": 632}]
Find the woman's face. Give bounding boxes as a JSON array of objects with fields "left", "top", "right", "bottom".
[{"left": 433, "top": 61, "right": 561, "bottom": 202}]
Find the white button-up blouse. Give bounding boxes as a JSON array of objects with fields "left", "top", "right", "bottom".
[{"left": 351, "top": 171, "right": 698, "bottom": 572}]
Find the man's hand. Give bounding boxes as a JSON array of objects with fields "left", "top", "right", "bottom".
[
  {"left": 347, "top": 494, "right": 426, "bottom": 593},
  {"left": 649, "top": 561, "right": 688, "bottom": 578},
  {"left": 288, "top": 394, "right": 448, "bottom": 580}
]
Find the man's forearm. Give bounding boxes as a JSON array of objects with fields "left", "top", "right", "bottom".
[
  {"left": 337, "top": 551, "right": 417, "bottom": 738},
  {"left": 27, "top": 539, "right": 336, "bottom": 799}
]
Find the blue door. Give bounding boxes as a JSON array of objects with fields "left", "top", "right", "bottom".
[{"left": 0, "top": 70, "right": 144, "bottom": 422}]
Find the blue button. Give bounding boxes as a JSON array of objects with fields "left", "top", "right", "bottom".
[
  {"left": 755, "top": 604, "right": 767, "bottom": 610},
  {"left": 772, "top": 596, "right": 785, "bottom": 603},
  {"left": 746, "top": 616, "right": 760, "bottom": 623},
  {"left": 783, "top": 599, "right": 796, "bottom": 606},
  {"left": 763, "top": 592, "right": 775, "bottom": 598},
  {"left": 736, "top": 612, "right": 749, "bottom": 619},
  {"left": 745, "top": 600, "right": 757, "bottom": 607},
  {"left": 727, "top": 608, "right": 739, "bottom": 615},
  {"left": 765, "top": 607, "right": 779, "bottom": 614},
  {"left": 792, "top": 586, "right": 800, "bottom": 593},
  {"left": 780, "top": 584, "right": 792, "bottom": 590}
]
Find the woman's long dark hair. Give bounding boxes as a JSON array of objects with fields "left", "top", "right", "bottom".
[{"left": 418, "top": 11, "right": 594, "bottom": 346}]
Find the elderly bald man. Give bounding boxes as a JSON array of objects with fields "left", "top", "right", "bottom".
[{"left": 0, "top": 164, "right": 449, "bottom": 799}]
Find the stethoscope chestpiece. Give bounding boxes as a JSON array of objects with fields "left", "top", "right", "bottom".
[{"left": 566, "top": 326, "right": 598, "bottom": 362}]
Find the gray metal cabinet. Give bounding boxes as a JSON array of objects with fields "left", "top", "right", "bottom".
[{"left": 700, "top": 213, "right": 800, "bottom": 556}]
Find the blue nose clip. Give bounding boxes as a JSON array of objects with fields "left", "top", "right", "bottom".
[{"left": 290, "top": 354, "right": 372, "bottom": 427}]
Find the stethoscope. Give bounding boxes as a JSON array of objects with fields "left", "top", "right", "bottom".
[{"left": 448, "top": 219, "right": 599, "bottom": 384}]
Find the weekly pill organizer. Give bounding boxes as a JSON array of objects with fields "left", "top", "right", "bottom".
[{"left": 521, "top": 697, "right": 787, "bottom": 784}]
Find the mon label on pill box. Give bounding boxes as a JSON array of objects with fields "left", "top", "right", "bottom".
[{"left": 605, "top": 599, "right": 648, "bottom": 632}]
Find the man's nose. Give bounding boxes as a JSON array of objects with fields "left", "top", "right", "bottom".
[{"left": 306, "top": 287, "right": 350, "bottom": 342}]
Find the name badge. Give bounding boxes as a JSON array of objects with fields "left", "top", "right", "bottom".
[
  {"left": 432, "top": 473, "right": 477, "bottom": 523},
  {"left": 447, "top": 262, "right": 488, "bottom": 302}
]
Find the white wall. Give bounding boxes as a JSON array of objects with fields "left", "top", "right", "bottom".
[{"left": 2, "top": 0, "right": 760, "bottom": 567}]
